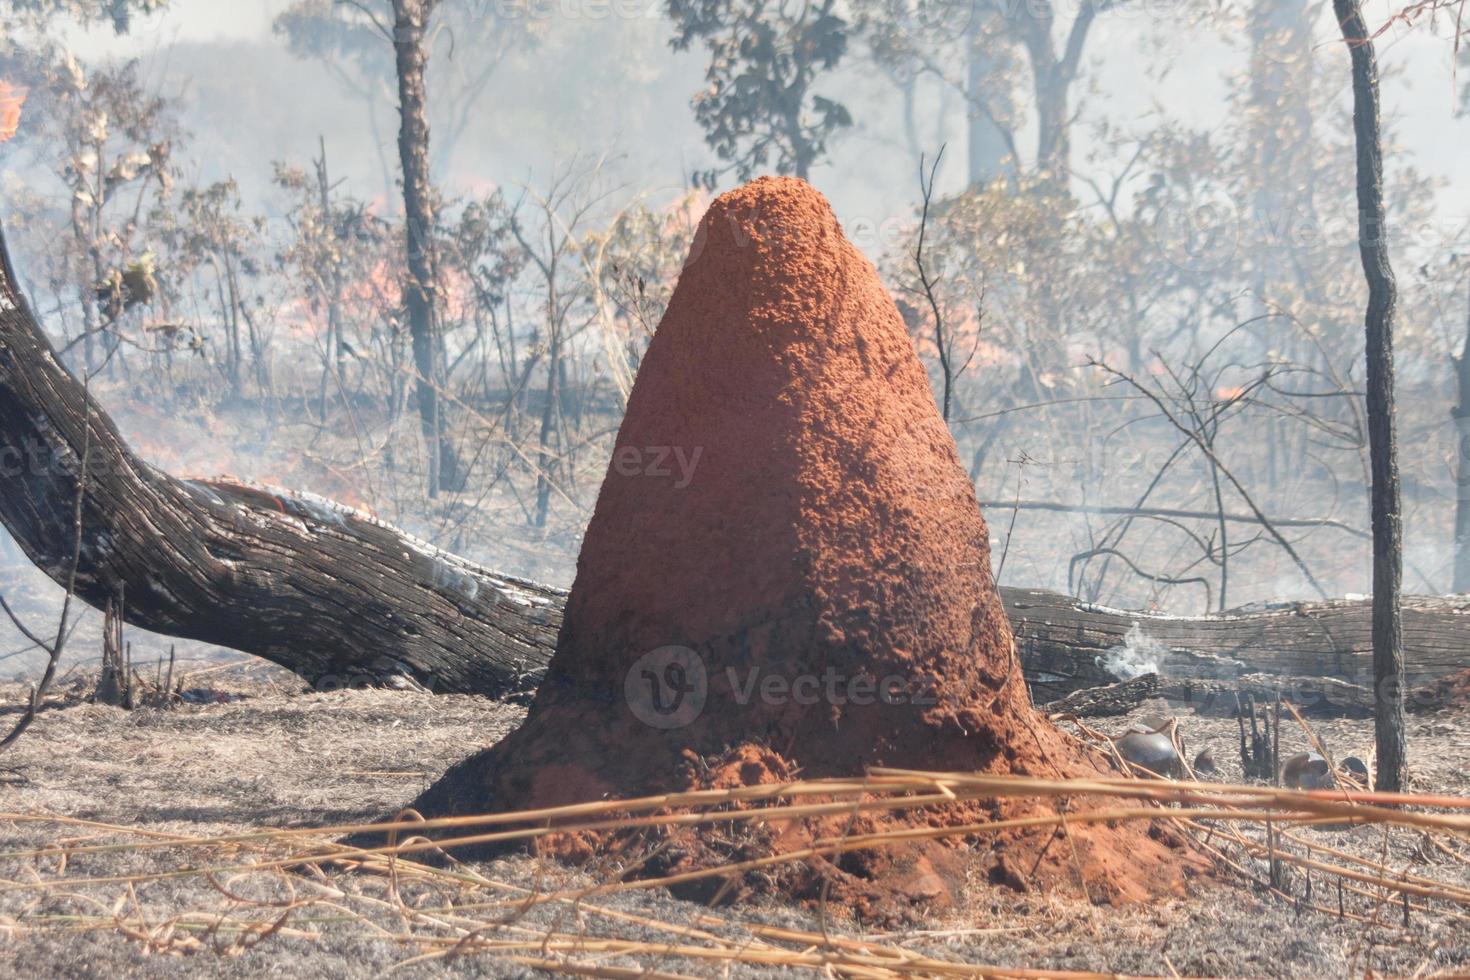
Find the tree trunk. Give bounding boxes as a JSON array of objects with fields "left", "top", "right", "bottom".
[
  {"left": 1247, "top": 0, "right": 1313, "bottom": 249},
  {"left": 1043, "top": 671, "right": 1390, "bottom": 720},
  {"left": 392, "top": 0, "right": 461, "bottom": 496},
  {"left": 1012, "top": 1, "right": 1096, "bottom": 182},
  {"left": 787, "top": 105, "right": 812, "bottom": 181},
  {"left": 0, "top": 224, "right": 556, "bottom": 697},
  {"left": 315, "top": 138, "right": 344, "bottom": 423},
  {"left": 1334, "top": 0, "right": 1405, "bottom": 791},
  {"left": 533, "top": 316, "right": 560, "bottom": 529},
  {"left": 1032, "top": 73, "right": 1069, "bottom": 181},
  {"left": 1453, "top": 276, "right": 1470, "bottom": 593}
]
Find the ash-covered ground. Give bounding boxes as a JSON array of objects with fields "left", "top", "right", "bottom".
[{"left": 0, "top": 671, "right": 1467, "bottom": 978}]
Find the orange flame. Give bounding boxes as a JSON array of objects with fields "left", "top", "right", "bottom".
[{"left": 0, "top": 82, "right": 27, "bottom": 143}]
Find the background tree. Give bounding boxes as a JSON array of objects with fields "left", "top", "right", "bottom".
[
  {"left": 857, "top": 0, "right": 1141, "bottom": 184},
  {"left": 41, "top": 57, "right": 177, "bottom": 375},
  {"left": 1334, "top": 0, "right": 1405, "bottom": 791},
  {"left": 167, "top": 180, "right": 269, "bottom": 398},
  {"left": 1452, "top": 262, "right": 1470, "bottom": 593},
  {"left": 275, "top": 0, "right": 529, "bottom": 495},
  {"left": 857, "top": 0, "right": 1018, "bottom": 183},
  {"left": 274, "top": 148, "right": 397, "bottom": 424},
  {"left": 668, "top": 0, "right": 852, "bottom": 183},
  {"left": 273, "top": 0, "right": 529, "bottom": 188},
  {"left": 390, "top": 0, "right": 463, "bottom": 495}
]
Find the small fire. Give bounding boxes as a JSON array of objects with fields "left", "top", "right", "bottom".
[{"left": 0, "top": 81, "right": 27, "bottom": 143}]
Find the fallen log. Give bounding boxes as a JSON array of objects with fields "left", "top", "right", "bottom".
[{"left": 1, "top": 225, "right": 1468, "bottom": 702}]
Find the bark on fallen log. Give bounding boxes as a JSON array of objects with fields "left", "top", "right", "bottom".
[{"left": 1, "top": 225, "right": 1468, "bottom": 703}]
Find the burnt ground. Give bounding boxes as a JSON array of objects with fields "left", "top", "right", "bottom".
[{"left": 0, "top": 670, "right": 1467, "bottom": 978}]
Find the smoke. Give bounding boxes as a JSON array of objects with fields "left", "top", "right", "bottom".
[{"left": 1099, "top": 623, "right": 1168, "bottom": 680}]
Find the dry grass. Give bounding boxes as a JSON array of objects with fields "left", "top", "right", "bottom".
[{"left": 0, "top": 677, "right": 1469, "bottom": 977}]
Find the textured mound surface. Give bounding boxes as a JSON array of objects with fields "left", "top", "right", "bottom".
[{"left": 412, "top": 177, "right": 1198, "bottom": 915}]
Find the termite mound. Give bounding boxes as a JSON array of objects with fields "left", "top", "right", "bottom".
[{"left": 409, "top": 176, "right": 1201, "bottom": 918}]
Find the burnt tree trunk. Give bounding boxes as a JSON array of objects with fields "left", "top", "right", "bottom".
[
  {"left": 1334, "top": 0, "right": 1406, "bottom": 791},
  {"left": 392, "top": 0, "right": 461, "bottom": 496},
  {"left": 0, "top": 224, "right": 557, "bottom": 696}
]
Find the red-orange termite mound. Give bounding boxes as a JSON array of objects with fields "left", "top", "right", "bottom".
[{"left": 411, "top": 176, "right": 1199, "bottom": 916}]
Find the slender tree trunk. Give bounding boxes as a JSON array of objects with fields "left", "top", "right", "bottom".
[
  {"left": 69, "top": 201, "right": 98, "bottom": 374},
  {"left": 215, "top": 266, "right": 241, "bottom": 396},
  {"left": 316, "top": 138, "right": 346, "bottom": 423},
  {"left": 392, "top": 0, "right": 461, "bottom": 496},
  {"left": 899, "top": 72, "right": 921, "bottom": 167},
  {"left": 1033, "top": 75, "right": 1069, "bottom": 180},
  {"left": 788, "top": 107, "right": 812, "bottom": 181},
  {"left": 1335, "top": 0, "right": 1405, "bottom": 791},
  {"left": 533, "top": 242, "right": 562, "bottom": 528},
  {"left": 88, "top": 144, "right": 110, "bottom": 377},
  {"left": 1453, "top": 276, "right": 1470, "bottom": 592}
]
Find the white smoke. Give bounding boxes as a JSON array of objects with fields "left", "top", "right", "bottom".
[{"left": 1099, "top": 623, "right": 1169, "bottom": 680}]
